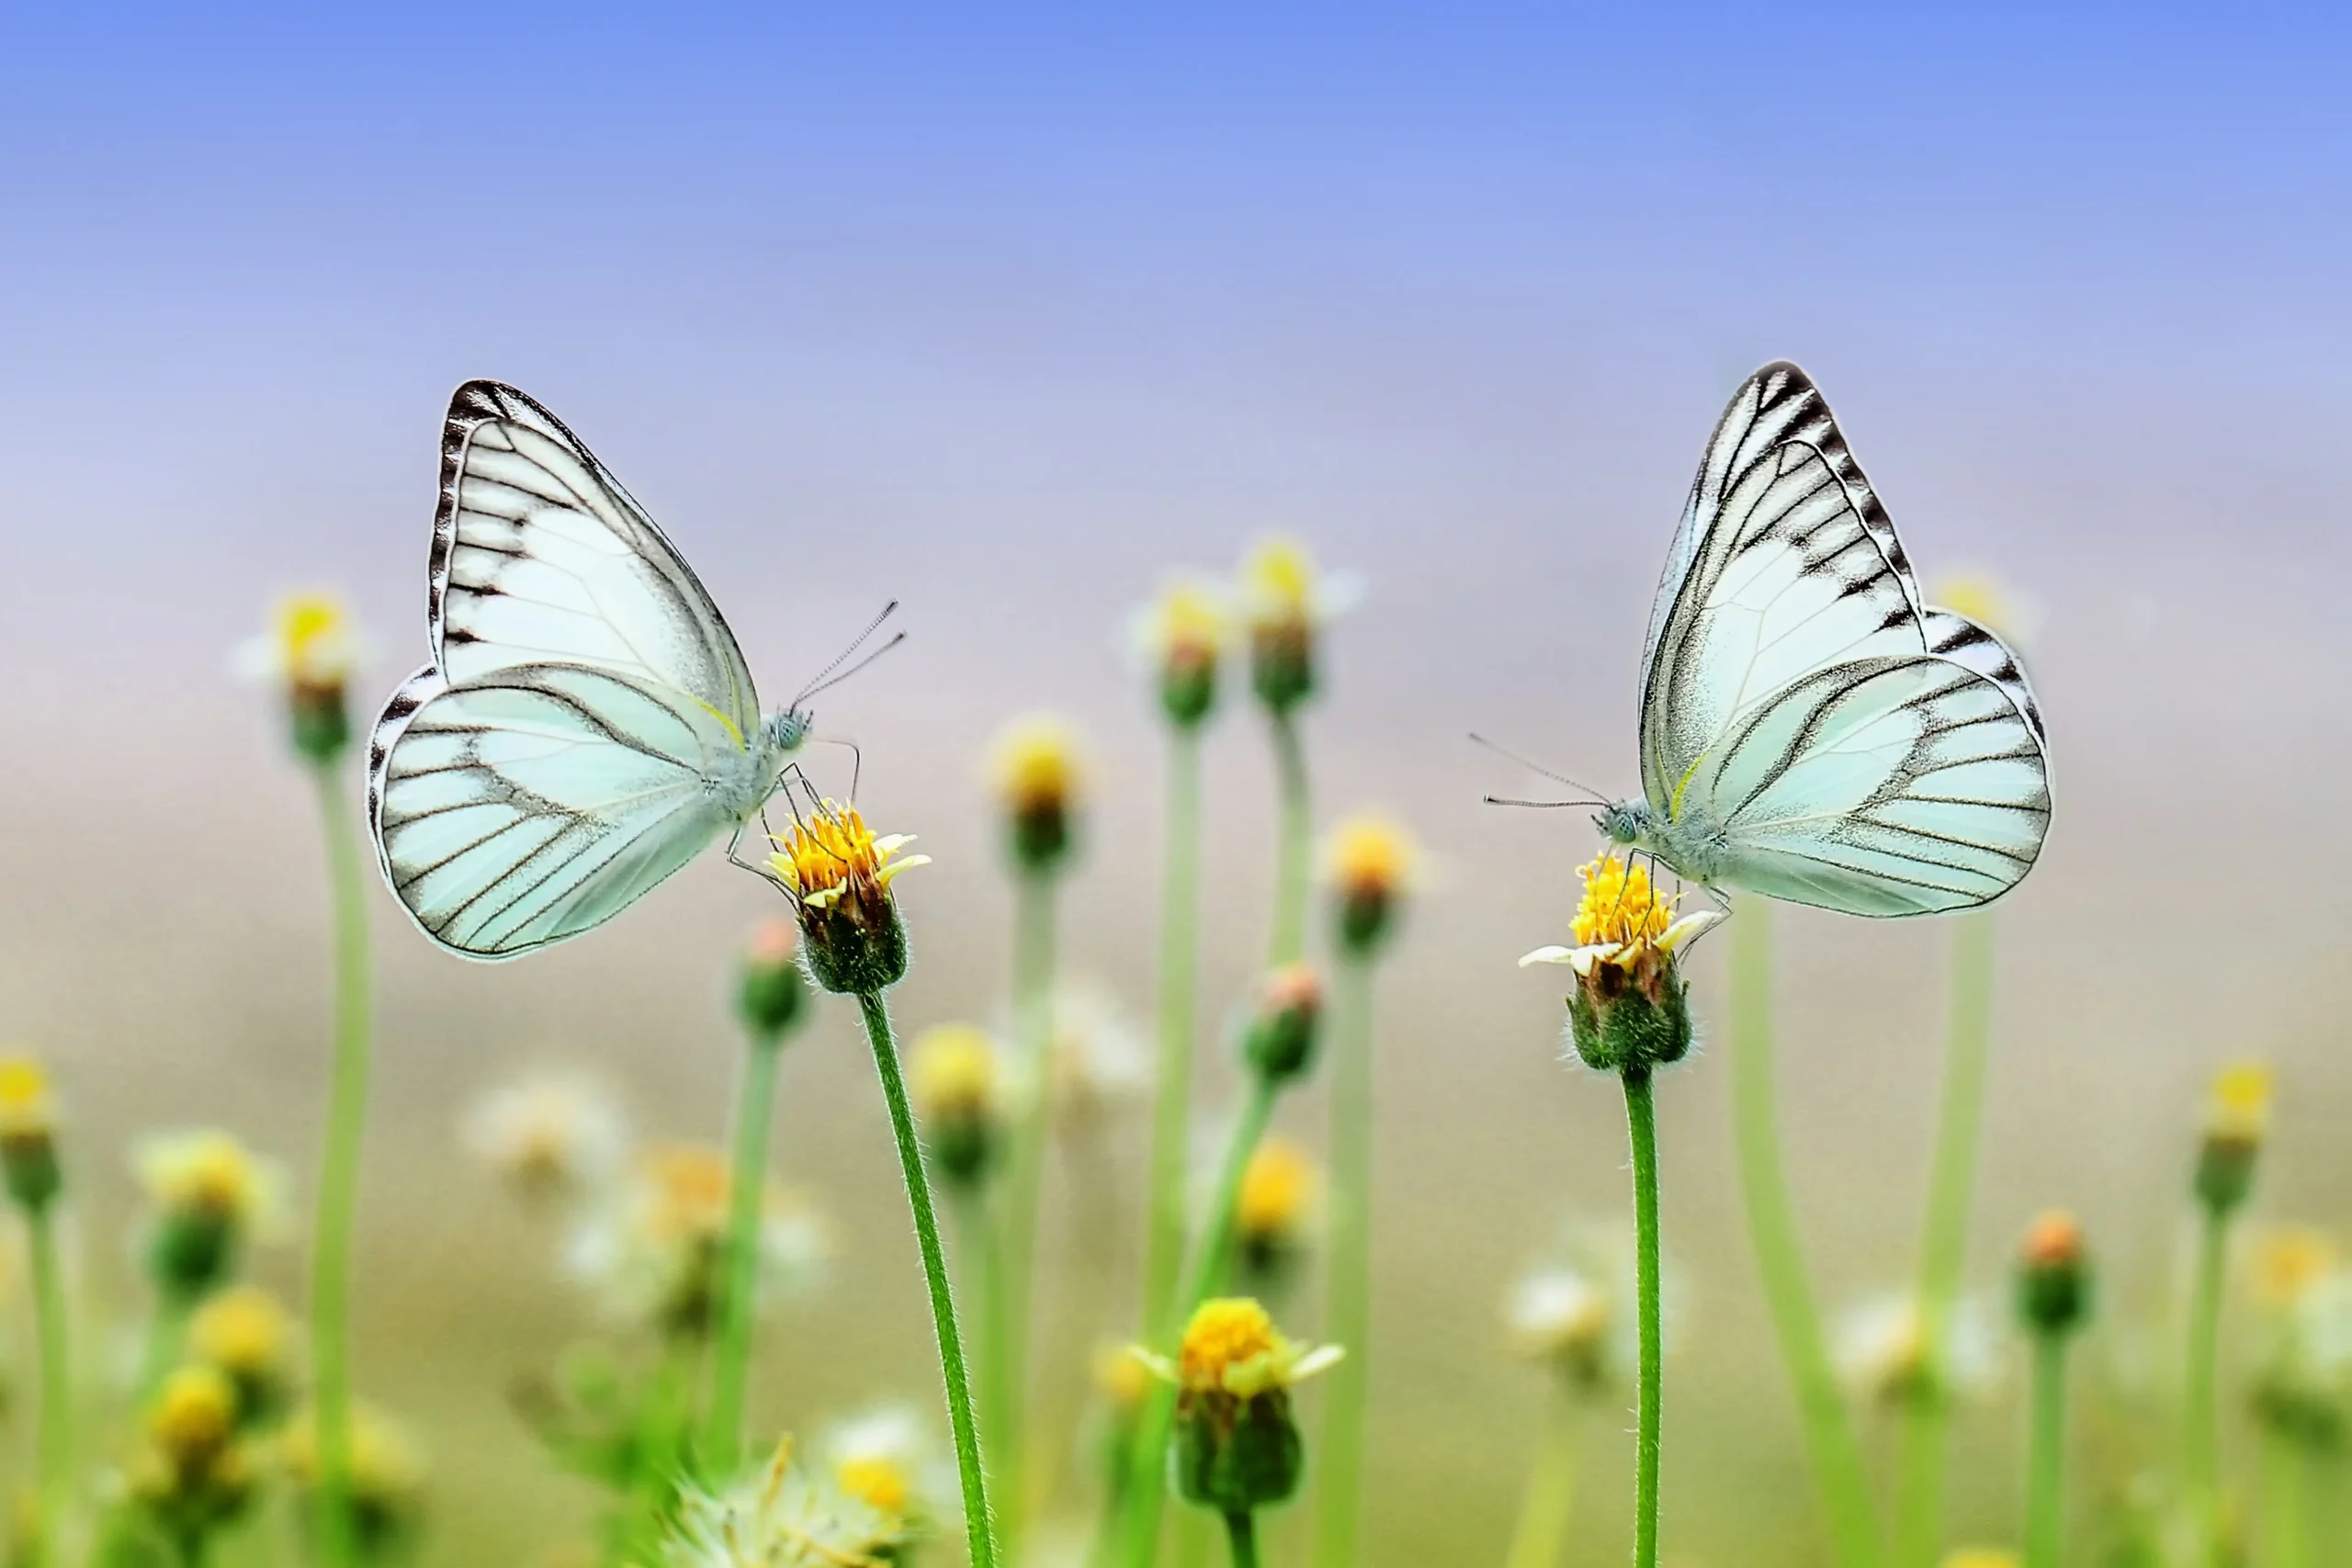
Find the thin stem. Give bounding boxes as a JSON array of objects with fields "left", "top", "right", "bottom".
[
  {"left": 1727, "top": 906, "right": 1883, "bottom": 1568},
  {"left": 2025, "top": 1331, "right": 2068, "bottom": 1568},
  {"left": 1118, "top": 1073, "right": 1284, "bottom": 1568},
  {"left": 1894, "top": 911, "right": 1996, "bottom": 1568},
  {"left": 2259, "top": 1429, "right": 2310, "bottom": 1568},
  {"left": 28, "top": 1203, "right": 72, "bottom": 1559},
  {"left": 1624, "top": 1066, "right": 1665, "bottom": 1568},
  {"left": 308, "top": 758, "right": 374, "bottom": 1568},
  {"left": 1311, "top": 953, "right": 1377, "bottom": 1568},
  {"left": 619, "top": 1332, "right": 704, "bottom": 1563},
  {"left": 857, "top": 990, "right": 1000, "bottom": 1568},
  {"left": 1502, "top": 1385, "right": 1580, "bottom": 1568},
  {"left": 704, "top": 1029, "right": 785, "bottom": 1473},
  {"left": 1223, "top": 1510, "right": 1261, "bottom": 1568},
  {"left": 957, "top": 1185, "right": 1017, "bottom": 1506},
  {"left": 997, "top": 867, "right": 1060, "bottom": 1541},
  {"left": 1267, "top": 711, "right": 1311, "bottom": 968},
  {"left": 136, "top": 1292, "right": 197, "bottom": 1404},
  {"left": 2185, "top": 1200, "right": 2230, "bottom": 1553},
  {"left": 1141, "top": 728, "right": 1204, "bottom": 1340}
]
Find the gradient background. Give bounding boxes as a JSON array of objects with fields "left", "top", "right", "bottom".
[{"left": 4, "top": 5, "right": 2349, "bottom": 1564}]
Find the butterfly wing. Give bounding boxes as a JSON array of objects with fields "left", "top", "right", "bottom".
[
  {"left": 431, "top": 381, "right": 762, "bottom": 736},
  {"left": 1636, "top": 363, "right": 2051, "bottom": 916},
  {"left": 369, "top": 661, "right": 747, "bottom": 959}
]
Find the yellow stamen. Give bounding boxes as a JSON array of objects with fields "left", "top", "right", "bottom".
[
  {"left": 835, "top": 1456, "right": 910, "bottom": 1518},
  {"left": 1179, "top": 1299, "right": 1281, "bottom": 1390},
  {"left": 767, "top": 801, "right": 927, "bottom": 911},
  {"left": 1572, "top": 854, "right": 1676, "bottom": 951},
  {"left": 1237, "top": 1137, "right": 1317, "bottom": 1240}
]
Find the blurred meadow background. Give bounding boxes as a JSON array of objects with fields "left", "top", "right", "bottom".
[{"left": 3, "top": 4, "right": 2350, "bottom": 1566}]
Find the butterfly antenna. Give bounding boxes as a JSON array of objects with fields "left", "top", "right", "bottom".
[
  {"left": 1466, "top": 732, "right": 1613, "bottom": 802},
  {"left": 797, "top": 633, "right": 906, "bottom": 704},
  {"left": 791, "top": 600, "right": 900, "bottom": 707},
  {"left": 1481, "top": 795, "right": 1605, "bottom": 809}
]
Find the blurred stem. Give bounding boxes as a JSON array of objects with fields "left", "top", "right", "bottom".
[
  {"left": 957, "top": 1183, "right": 1017, "bottom": 1513},
  {"left": 857, "top": 989, "right": 1000, "bottom": 1568},
  {"left": 704, "top": 1028, "right": 784, "bottom": 1474},
  {"left": 1502, "top": 1385, "right": 1580, "bottom": 1568},
  {"left": 619, "top": 1332, "right": 703, "bottom": 1562},
  {"left": 1728, "top": 905, "right": 1883, "bottom": 1568},
  {"left": 1894, "top": 911, "right": 1997, "bottom": 1568},
  {"left": 1118, "top": 1072, "right": 1284, "bottom": 1568},
  {"left": 2259, "top": 1429, "right": 2310, "bottom": 1568},
  {"left": 997, "top": 866, "right": 1060, "bottom": 1544},
  {"left": 1141, "top": 728, "right": 1204, "bottom": 1342},
  {"left": 28, "top": 1203, "right": 71, "bottom": 1561},
  {"left": 308, "top": 757, "right": 372, "bottom": 1568},
  {"left": 1312, "top": 953, "right": 1378, "bottom": 1568},
  {"left": 1625, "top": 1066, "right": 1664, "bottom": 1568},
  {"left": 2185, "top": 1199, "right": 2230, "bottom": 1553},
  {"left": 1223, "top": 1510, "right": 1261, "bottom": 1568},
  {"left": 137, "top": 1292, "right": 197, "bottom": 1404},
  {"left": 1267, "top": 710, "right": 1311, "bottom": 968},
  {"left": 2025, "top": 1331, "right": 2069, "bottom": 1568}
]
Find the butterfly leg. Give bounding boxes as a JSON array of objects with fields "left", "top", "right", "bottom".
[{"left": 724, "top": 819, "right": 792, "bottom": 892}]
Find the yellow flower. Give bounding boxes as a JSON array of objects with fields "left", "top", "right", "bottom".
[
  {"left": 990, "top": 715, "right": 1085, "bottom": 818},
  {"left": 2252, "top": 1226, "right": 2338, "bottom": 1310},
  {"left": 1136, "top": 575, "right": 1230, "bottom": 669},
  {"left": 1236, "top": 536, "right": 1355, "bottom": 715},
  {"left": 190, "top": 1285, "right": 292, "bottom": 1383},
  {"left": 571, "top": 1145, "right": 830, "bottom": 1334},
  {"left": 0, "top": 1058, "right": 54, "bottom": 1139},
  {"left": 136, "top": 1130, "right": 286, "bottom": 1231},
  {"left": 768, "top": 800, "right": 928, "bottom": 994},
  {"left": 910, "top": 1025, "right": 1003, "bottom": 1123},
  {"left": 2209, "top": 1062, "right": 2273, "bottom": 1143},
  {"left": 1519, "top": 854, "right": 1718, "bottom": 1074},
  {"left": 821, "top": 1406, "right": 944, "bottom": 1525},
  {"left": 1236, "top": 1137, "right": 1319, "bottom": 1250},
  {"left": 282, "top": 1403, "right": 427, "bottom": 1532},
  {"left": 1519, "top": 853, "right": 1717, "bottom": 978},
  {"left": 238, "top": 591, "right": 363, "bottom": 694},
  {"left": 1326, "top": 813, "right": 1418, "bottom": 955},
  {"left": 1155, "top": 1297, "right": 1342, "bottom": 1401},
  {"left": 150, "top": 1366, "right": 238, "bottom": 1470},
  {"left": 1929, "top": 571, "right": 2030, "bottom": 646},
  {"left": 1094, "top": 1339, "right": 1153, "bottom": 1416}
]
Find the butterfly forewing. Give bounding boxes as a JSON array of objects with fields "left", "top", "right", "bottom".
[{"left": 1637, "top": 363, "right": 2052, "bottom": 916}]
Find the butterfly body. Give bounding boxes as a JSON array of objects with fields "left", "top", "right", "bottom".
[
  {"left": 1600, "top": 363, "right": 2052, "bottom": 919},
  {"left": 369, "top": 381, "right": 829, "bottom": 960}
]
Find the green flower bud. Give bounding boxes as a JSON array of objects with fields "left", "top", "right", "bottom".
[
  {"left": 0, "top": 1060, "right": 62, "bottom": 1214},
  {"left": 768, "top": 802, "right": 928, "bottom": 997},
  {"left": 909, "top": 1025, "right": 1005, "bottom": 1190},
  {"left": 1243, "top": 965, "right": 1322, "bottom": 1086},
  {"left": 738, "top": 919, "right": 811, "bottom": 1042},
  {"left": 2194, "top": 1063, "right": 2271, "bottom": 1215},
  {"left": 2015, "top": 1212, "right": 2093, "bottom": 1337},
  {"left": 991, "top": 716, "right": 1084, "bottom": 876}
]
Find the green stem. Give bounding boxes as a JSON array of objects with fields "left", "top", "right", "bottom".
[
  {"left": 1894, "top": 912, "right": 1996, "bottom": 1568},
  {"left": 1311, "top": 953, "right": 1377, "bottom": 1568},
  {"left": 308, "top": 759, "right": 373, "bottom": 1568},
  {"left": 704, "top": 1029, "right": 785, "bottom": 1474},
  {"left": 2260, "top": 1429, "right": 2310, "bottom": 1568},
  {"left": 2185, "top": 1200, "right": 2230, "bottom": 1551},
  {"left": 28, "top": 1203, "right": 72, "bottom": 1559},
  {"left": 1141, "top": 728, "right": 1204, "bottom": 1341},
  {"left": 1624, "top": 1067, "right": 1665, "bottom": 1568},
  {"left": 1223, "top": 1510, "right": 1261, "bottom": 1568},
  {"left": 958, "top": 1185, "right": 1017, "bottom": 1506},
  {"left": 2025, "top": 1331, "right": 2069, "bottom": 1568},
  {"left": 997, "top": 868, "right": 1060, "bottom": 1541},
  {"left": 137, "top": 1292, "right": 197, "bottom": 1404},
  {"left": 857, "top": 990, "right": 1000, "bottom": 1568},
  {"left": 1727, "top": 905, "right": 1882, "bottom": 1568},
  {"left": 1502, "top": 1386, "right": 1580, "bottom": 1568},
  {"left": 1118, "top": 1073, "right": 1284, "bottom": 1568},
  {"left": 1267, "top": 711, "right": 1311, "bottom": 968},
  {"left": 619, "top": 1333, "right": 704, "bottom": 1562}
]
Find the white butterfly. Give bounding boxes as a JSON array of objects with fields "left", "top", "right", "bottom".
[
  {"left": 368, "top": 382, "right": 880, "bottom": 959},
  {"left": 1590, "top": 362, "right": 2052, "bottom": 917}
]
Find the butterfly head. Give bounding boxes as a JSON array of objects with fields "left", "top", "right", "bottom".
[
  {"left": 763, "top": 707, "right": 814, "bottom": 754},
  {"left": 1596, "top": 800, "right": 1649, "bottom": 848}
]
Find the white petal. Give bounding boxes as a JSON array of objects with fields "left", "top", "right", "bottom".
[
  {"left": 1517, "top": 945, "right": 1576, "bottom": 968},
  {"left": 1657, "top": 910, "right": 1724, "bottom": 953}
]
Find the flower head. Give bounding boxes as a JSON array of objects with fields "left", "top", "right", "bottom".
[
  {"left": 1094, "top": 1339, "right": 1153, "bottom": 1420},
  {"left": 1138, "top": 1298, "right": 1340, "bottom": 1515},
  {"left": 820, "top": 1405, "right": 952, "bottom": 1529},
  {"left": 135, "top": 1130, "right": 289, "bottom": 1299},
  {"left": 0, "top": 1057, "right": 60, "bottom": 1212},
  {"left": 656, "top": 1440, "right": 902, "bottom": 1568},
  {"left": 568, "top": 1145, "right": 830, "bottom": 1337},
  {"left": 2250, "top": 1264, "right": 2352, "bottom": 1450},
  {"left": 2197, "top": 1060, "right": 2273, "bottom": 1213},
  {"left": 1507, "top": 1266, "right": 1618, "bottom": 1391},
  {"left": 1131, "top": 573, "right": 1230, "bottom": 727},
  {"left": 1237, "top": 536, "right": 1354, "bottom": 716},
  {"left": 769, "top": 801, "right": 928, "bottom": 995},
  {"left": 1519, "top": 855, "right": 1718, "bottom": 1074},
  {"left": 1235, "top": 1137, "right": 1320, "bottom": 1283},
  {"left": 1043, "top": 982, "right": 1149, "bottom": 1128},
  {"left": 129, "top": 1366, "right": 253, "bottom": 1540},
  {"left": 909, "top": 1024, "right": 1006, "bottom": 1188},
  {"left": 2252, "top": 1226, "right": 2339, "bottom": 1311},
  {"left": 1928, "top": 570, "right": 2035, "bottom": 647},
  {"left": 990, "top": 715, "right": 1086, "bottom": 873},
  {"left": 189, "top": 1284, "right": 294, "bottom": 1422},
  {"left": 2015, "top": 1211, "right": 2094, "bottom": 1337},
  {"left": 282, "top": 1403, "right": 426, "bottom": 1553},
  {"left": 462, "top": 1073, "right": 629, "bottom": 1202},
  {"left": 235, "top": 591, "right": 365, "bottom": 761},
  {"left": 1836, "top": 1292, "right": 1998, "bottom": 1410},
  {"left": 739, "top": 918, "right": 812, "bottom": 1042},
  {"left": 1243, "top": 964, "right": 1323, "bottom": 1085},
  {"left": 1324, "top": 813, "right": 1417, "bottom": 957}
]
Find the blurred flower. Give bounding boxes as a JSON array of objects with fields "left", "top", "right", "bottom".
[
  {"left": 1234, "top": 1136, "right": 1319, "bottom": 1285},
  {"left": 1242, "top": 964, "right": 1322, "bottom": 1086},
  {"left": 1094, "top": 1339, "right": 1153, "bottom": 1423},
  {"left": 1939, "top": 1551, "right": 2020, "bottom": 1568},
  {"left": 0, "top": 1056, "right": 61, "bottom": 1213},
  {"left": 738, "top": 918, "right": 811, "bottom": 1042},
  {"left": 2251, "top": 1225, "right": 2339, "bottom": 1310},
  {"left": 768, "top": 801, "right": 927, "bottom": 995},
  {"left": 235, "top": 590, "right": 366, "bottom": 762},
  {"left": 1836, "top": 1292, "right": 1998, "bottom": 1410},
  {"left": 1324, "top": 813, "right": 1418, "bottom": 958},
  {"left": 657, "top": 1439, "right": 901, "bottom": 1568},
  {"left": 188, "top": 1284, "right": 294, "bottom": 1426},
  {"left": 282, "top": 1402, "right": 427, "bottom": 1555},
  {"left": 135, "top": 1129, "right": 287, "bottom": 1301},
  {"left": 1043, "top": 982, "right": 1149, "bottom": 1127},
  {"left": 1520, "top": 854, "right": 1717, "bottom": 1074},
  {"left": 1138, "top": 1298, "right": 1340, "bottom": 1515},
  {"left": 909, "top": 1024, "right": 1006, "bottom": 1189},
  {"left": 1507, "top": 1266, "right": 1616, "bottom": 1392},
  {"left": 568, "top": 1145, "right": 829, "bottom": 1337},
  {"left": 820, "top": 1404, "right": 955, "bottom": 1529},
  {"left": 990, "top": 715, "right": 1086, "bottom": 874},
  {"left": 2196, "top": 1060, "right": 2272, "bottom": 1213},
  {"left": 2249, "top": 1224, "right": 2352, "bottom": 1450},
  {"left": 1928, "top": 570, "right": 2037, "bottom": 648},
  {"left": 461, "top": 1074, "right": 628, "bottom": 1202},
  {"left": 1237, "top": 536, "right": 1357, "bottom": 716},
  {"left": 1130, "top": 573, "right": 1230, "bottom": 728},
  {"left": 127, "top": 1365, "right": 253, "bottom": 1541},
  {"left": 2014, "top": 1211, "right": 2093, "bottom": 1337}
]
